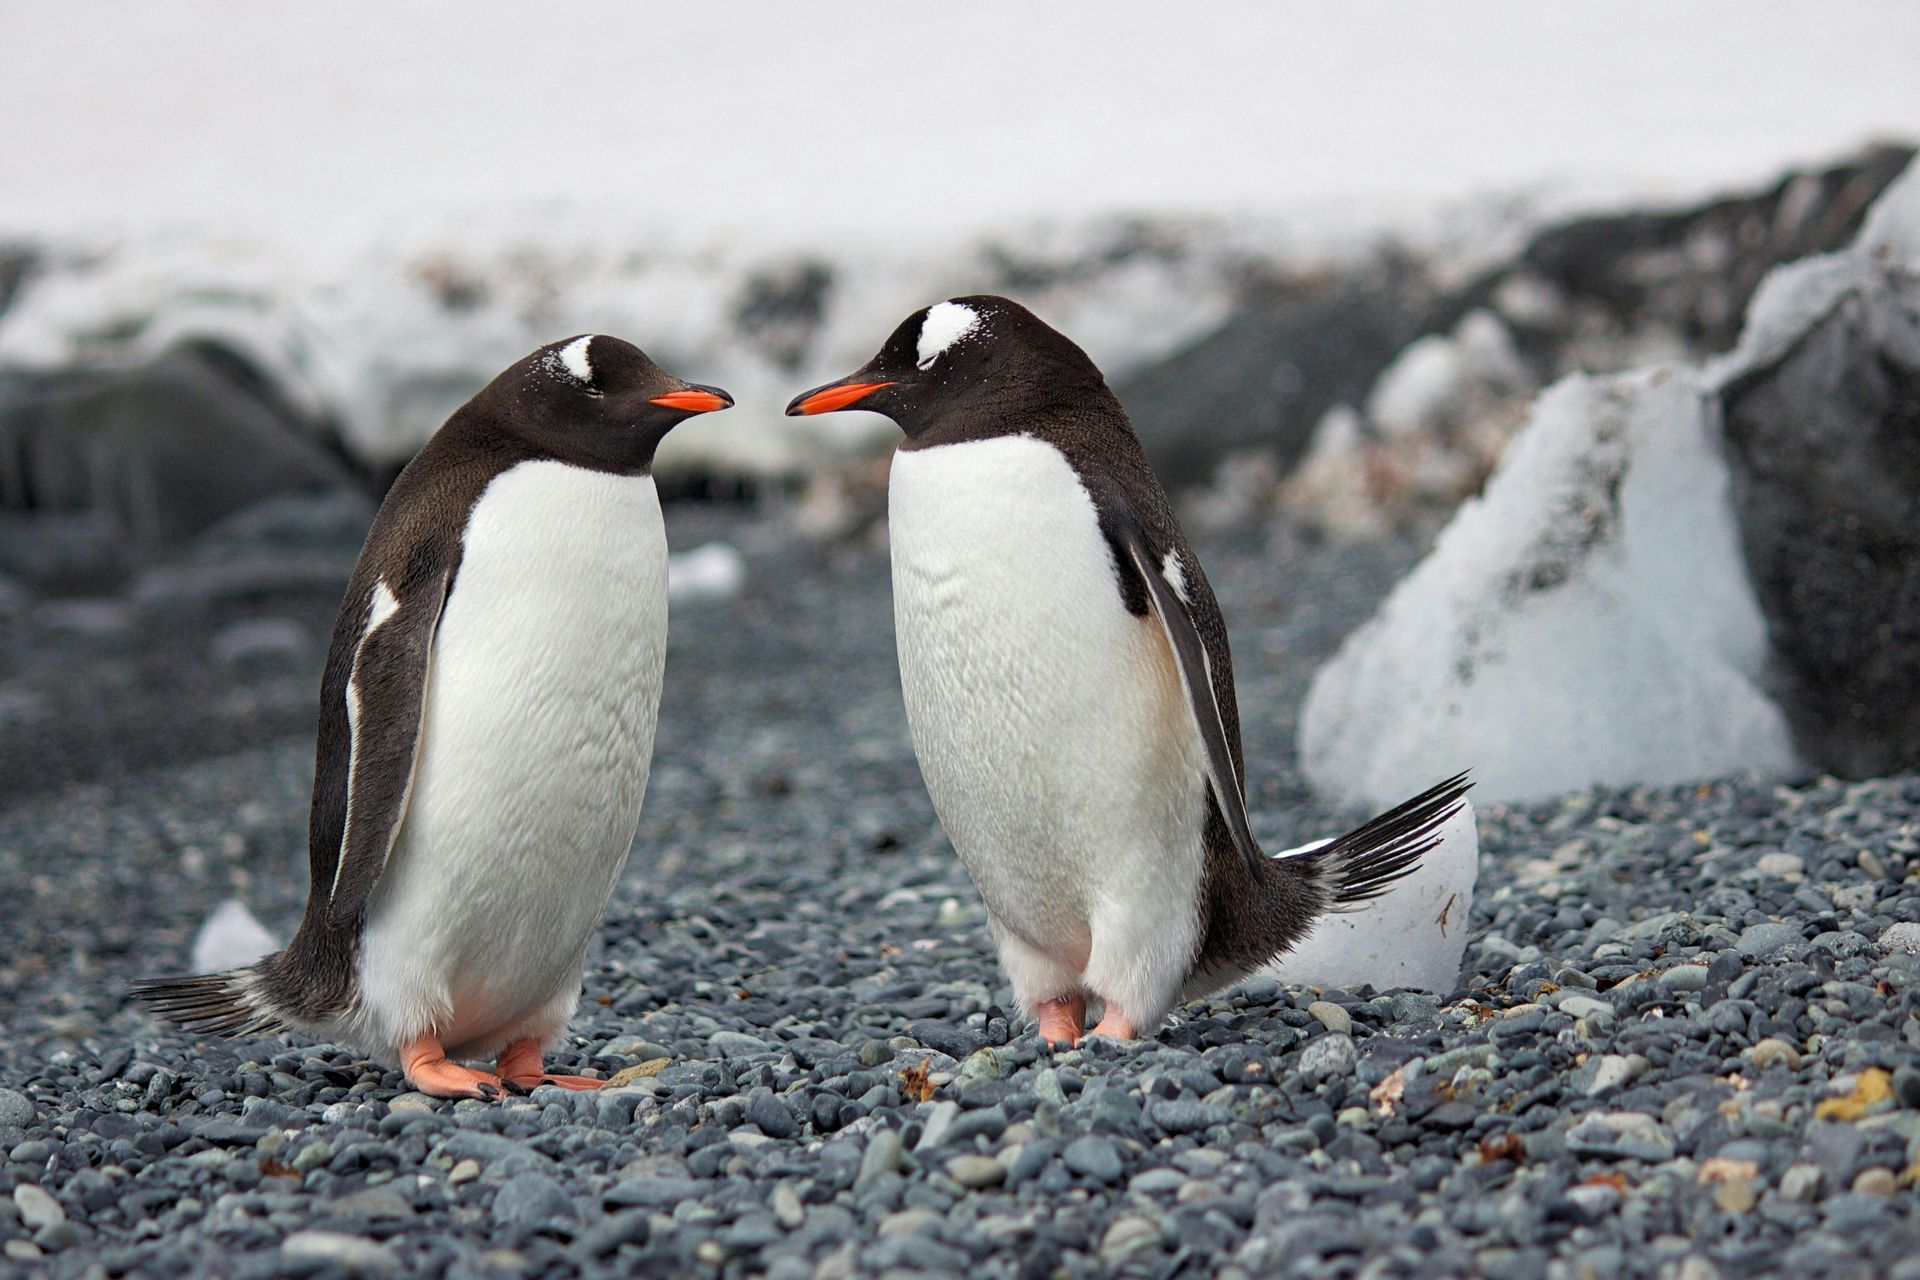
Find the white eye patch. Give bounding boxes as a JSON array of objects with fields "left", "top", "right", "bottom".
[
  {"left": 916, "top": 301, "right": 981, "bottom": 370},
  {"left": 558, "top": 334, "right": 595, "bottom": 384}
]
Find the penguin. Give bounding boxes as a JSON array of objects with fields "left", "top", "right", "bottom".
[
  {"left": 136, "top": 336, "right": 732, "bottom": 1098},
  {"left": 787, "top": 296, "right": 1469, "bottom": 1045}
]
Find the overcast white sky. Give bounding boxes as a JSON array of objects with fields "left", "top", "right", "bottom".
[{"left": 3, "top": 2, "right": 1917, "bottom": 246}]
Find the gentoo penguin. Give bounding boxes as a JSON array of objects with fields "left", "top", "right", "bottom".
[
  {"left": 787, "top": 296, "right": 1468, "bottom": 1045},
  {"left": 137, "top": 336, "right": 731, "bottom": 1098}
]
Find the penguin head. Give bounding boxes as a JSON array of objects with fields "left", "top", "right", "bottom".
[
  {"left": 478, "top": 335, "right": 732, "bottom": 471},
  {"left": 785, "top": 295, "right": 1105, "bottom": 440}
]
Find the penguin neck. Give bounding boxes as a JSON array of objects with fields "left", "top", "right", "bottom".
[{"left": 898, "top": 380, "right": 1127, "bottom": 452}]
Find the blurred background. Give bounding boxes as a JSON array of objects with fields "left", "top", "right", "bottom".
[{"left": 2, "top": 1, "right": 1918, "bottom": 803}]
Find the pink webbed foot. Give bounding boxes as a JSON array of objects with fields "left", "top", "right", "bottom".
[
  {"left": 1086, "top": 1009, "right": 1138, "bottom": 1041},
  {"left": 1036, "top": 995, "right": 1087, "bottom": 1049},
  {"left": 497, "top": 1038, "right": 606, "bottom": 1091},
  {"left": 401, "top": 1035, "right": 505, "bottom": 1100}
]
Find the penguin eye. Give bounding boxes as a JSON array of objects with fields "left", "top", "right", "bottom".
[{"left": 544, "top": 335, "right": 603, "bottom": 396}]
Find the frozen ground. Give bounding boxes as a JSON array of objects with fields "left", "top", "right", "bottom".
[{"left": 1, "top": 510, "right": 1917, "bottom": 1278}]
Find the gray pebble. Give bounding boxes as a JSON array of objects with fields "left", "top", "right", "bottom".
[
  {"left": 490, "top": 1171, "right": 574, "bottom": 1225},
  {"left": 12, "top": 1186, "right": 63, "bottom": 1231},
  {"left": 280, "top": 1230, "right": 399, "bottom": 1275},
  {"left": 0, "top": 1090, "right": 33, "bottom": 1129},
  {"left": 946, "top": 1154, "right": 1005, "bottom": 1188},
  {"left": 1737, "top": 922, "right": 1803, "bottom": 958},
  {"left": 1297, "top": 1034, "right": 1357, "bottom": 1078},
  {"left": 1063, "top": 1135, "right": 1123, "bottom": 1183}
]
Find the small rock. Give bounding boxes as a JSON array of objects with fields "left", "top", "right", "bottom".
[
  {"left": 710, "top": 1031, "right": 771, "bottom": 1058},
  {"left": 1779, "top": 1164, "right": 1824, "bottom": 1202},
  {"left": 914, "top": 1101, "right": 960, "bottom": 1151},
  {"left": 491, "top": 1172, "right": 575, "bottom": 1226},
  {"left": 0, "top": 1090, "right": 33, "bottom": 1128},
  {"left": 1852, "top": 1167, "right": 1897, "bottom": 1197},
  {"left": 1149, "top": 1100, "right": 1225, "bottom": 1134},
  {"left": 449, "top": 1159, "right": 481, "bottom": 1185},
  {"left": 1658, "top": 965, "right": 1710, "bottom": 996},
  {"left": 1063, "top": 1135, "right": 1124, "bottom": 1184},
  {"left": 1892, "top": 1066, "right": 1920, "bottom": 1110},
  {"left": 1754, "top": 852, "right": 1804, "bottom": 878},
  {"left": 1572, "top": 1054, "right": 1642, "bottom": 1097},
  {"left": 1307, "top": 1001, "right": 1353, "bottom": 1034},
  {"left": 855, "top": 1129, "right": 902, "bottom": 1190},
  {"left": 1298, "top": 1033, "right": 1357, "bottom": 1078},
  {"left": 281, "top": 1230, "right": 400, "bottom": 1275},
  {"left": 946, "top": 1155, "right": 1006, "bottom": 1188},
  {"left": 1558, "top": 994, "right": 1616, "bottom": 1024},
  {"left": 12, "top": 1186, "right": 63, "bottom": 1231},
  {"left": 1745, "top": 1038, "right": 1803, "bottom": 1071},
  {"left": 1100, "top": 1214, "right": 1162, "bottom": 1263},
  {"left": 1816, "top": 1069, "right": 1893, "bottom": 1122},
  {"left": 1737, "top": 923, "right": 1803, "bottom": 959},
  {"left": 1714, "top": 1179, "right": 1758, "bottom": 1214},
  {"left": 771, "top": 1182, "right": 804, "bottom": 1230},
  {"left": 386, "top": 1093, "right": 436, "bottom": 1116},
  {"left": 1880, "top": 922, "right": 1920, "bottom": 956},
  {"left": 745, "top": 1093, "right": 798, "bottom": 1139},
  {"left": 604, "top": 1058, "right": 672, "bottom": 1088}
]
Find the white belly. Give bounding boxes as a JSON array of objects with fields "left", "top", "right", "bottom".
[
  {"left": 888, "top": 436, "right": 1206, "bottom": 970},
  {"left": 355, "top": 461, "right": 668, "bottom": 1058}
]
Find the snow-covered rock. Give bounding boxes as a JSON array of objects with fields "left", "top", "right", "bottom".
[
  {"left": 1265, "top": 800, "right": 1478, "bottom": 993},
  {"left": 191, "top": 899, "right": 278, "bottom": 973},
  {"left": 1300, "top": 367, "right": 1800, "bottom": 806},
  {"left": 1301, "top": 154, "right": 1920, "bottom": 803}
]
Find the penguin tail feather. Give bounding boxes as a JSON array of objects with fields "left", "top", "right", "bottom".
[
  {"left": 1298, "top": 771, "right": 1472, "bottom": 911},
  {"left": 132, "top": 966, "right": 293, "bottom": 1039}
]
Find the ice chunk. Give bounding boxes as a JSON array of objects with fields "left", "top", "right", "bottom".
[
  {"left": 191, "top": 899, "right": 277, "bottom": 974},
  {"left": 1265, "top": 800, "right": 1478, "bottom": 993},
  {"left": 1301, "top": 367, "right": 1800, "bottom": 806},
  {"left": 667, "top": 542, "right": 746, "bottom": 603}
]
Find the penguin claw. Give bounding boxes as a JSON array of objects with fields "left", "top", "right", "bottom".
[{"left": 501, "top": 1081, "right": 530, "bottom": 1097}]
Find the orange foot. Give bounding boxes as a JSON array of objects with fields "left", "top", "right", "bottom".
[
  {"left": 1086, "top": 1008, "right": 1137, "bottom": 1042},
  {"left": 497, "top": 1037, "right": 607, "bottom": 1091},
  {"left": 401, "top": 1035, "right": 505, "bottom": 1099},
  {"left": 1036, "top": 994, "right": 1087, "bottom": 1048}
]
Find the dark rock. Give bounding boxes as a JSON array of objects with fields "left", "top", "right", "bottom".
[
  {"left": 0, "top": 347, "right": 355, "bottom": 590},
  {"left": 1114, "top": 264, "right": 1434, "bottom": 488},
  {"left": 1722, "top": 285, "right": 1920, "bottom": 778}
]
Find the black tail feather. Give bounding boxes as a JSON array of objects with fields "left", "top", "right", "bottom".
[
  {"left": 131, "top": 969, "right": 290, "bottom": 1039},
  {"left": 1299, "top": 771, "right": 1473, "bottom": 909}
]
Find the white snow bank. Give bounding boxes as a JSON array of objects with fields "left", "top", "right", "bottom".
[
  {"left": 0, "top": 222, "right": 1249, "bottom": 480},
  {"left": 1266, "top": 800, "right": 1479, "bottom": 993},
  {"left": 191, "top": 899, "right": 278, "bottom": 974},
  {"left": 1300, "top": 368, "right": 1800, "bottom": 806}
]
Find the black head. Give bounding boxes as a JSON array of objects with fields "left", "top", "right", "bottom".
[
  {"left": 784, "top": 295, "right": 1110, "bottom": 442},
  {"left": 468, "top": 334, "right": 732, "bottom": 473}
]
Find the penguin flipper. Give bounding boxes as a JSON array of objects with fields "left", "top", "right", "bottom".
[
  {"left": 322, "top": 566, "right": 454, "bottom": 931},
  {"left": 1106, "top": 512, "right": 1269, "bottom": 879}
]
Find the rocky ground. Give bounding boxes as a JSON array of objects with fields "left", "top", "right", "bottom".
[{"left": 1, "top": 504, "right": 1917, "bottom": 1279}]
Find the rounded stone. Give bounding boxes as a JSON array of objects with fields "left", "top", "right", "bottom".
[
  {"left": 946, "top": 1155, "right": 1006, "bottom": 1188},
  {"left": 1297, "top": 1034, "right": 1358, "bottom": 1079},
  {"left": 1307, "top": 1002, "right": 1353, "bottom": 1035},
  {"left": 0, "top": 1090, "right": 33, "bottom": 1129}
]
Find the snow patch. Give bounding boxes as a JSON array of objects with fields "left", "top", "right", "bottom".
[
  {"left": 191, "top": 899, "right": 278, "bottom": 974},
  {"left": 1265, "top": 800, "right": 1478, "bottom": 993},
  {"left": 667, "top": 542, "right": 746, "bottom": 603},
  {"left": 916, "top": 301, "right": 981, "bottom": 369}
]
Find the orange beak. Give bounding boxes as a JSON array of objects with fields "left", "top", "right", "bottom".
[
  {"left": 785, "top": 381, "right": 896, "bottom": 416},
  {"left": 648, "top": 386, "right": 734, "bottom": 413}
]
